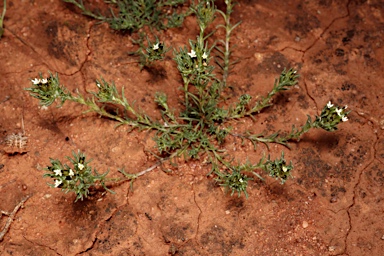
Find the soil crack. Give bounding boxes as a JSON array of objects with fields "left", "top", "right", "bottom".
[
  {"left": 279, "top": 0, "right": 352, "bottom": 113},
  {"left": 78, "top": 21, "right": 95, "bottom": 92},
  {"left": 301, "top": 0, "right": 351, "bottom": 112},
  {"left": 22, "top": 234, "right": 62, "bottom": 256},
  {"left": 339, "top": 130, "right": 379, "bottom": 255},
  {"left": 78, "top": 175, "right": 131, "bottom": 254},
  {"left": 5, "top": 28, "right": 51, "bottom": 71},
  {"left": 191, "top": 182, "right": 202, "bottom": 239},
  {"left": 6, "top": 19, "right": 95, "bottom": 94}
]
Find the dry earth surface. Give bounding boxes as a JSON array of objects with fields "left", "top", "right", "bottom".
[{"left": 1, "top": 0, "right": 384, "bottom": 255}]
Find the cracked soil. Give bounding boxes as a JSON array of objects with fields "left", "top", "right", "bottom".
[{"left": 1, "top": 0, "right": 384, "bottom": 255}]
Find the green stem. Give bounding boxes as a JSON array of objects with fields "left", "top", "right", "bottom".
[
  {"left": 216, "top": 0, "right": 241, "bottom": 88},
  {"left": 221, "top": 0, "right": 232, "bottom": 88},
  {"left": 63, "top": 0, "right": 104, "bottom": 20},
  {"left": 184, "top": 77, "right": 190, "bottom": 111},
  {"left": 1, "top": 0, "right": 5, "bottom": 21},
  {"left": 0, "top": 0, "right": 6, "bottom": 37},
  {"left": 71, "top": 95, "right": 135, "bottom": 126}
]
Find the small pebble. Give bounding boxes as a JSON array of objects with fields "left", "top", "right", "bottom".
[
  {"left": 43, "top": 194, "right": 52, "bottom": 199},
  {"left": 302, "top": 221, "right": 309, "bottom": 228}
]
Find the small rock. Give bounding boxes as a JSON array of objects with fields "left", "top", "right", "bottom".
[
  {"left": 330, "top": 196, "right": 338, "bottom": 203},
  {"left": 381, "top": 235, "right": 384, "bottom": 240},
  {"left": 302, "top": 221, "right": 309, "bottom": 229}
]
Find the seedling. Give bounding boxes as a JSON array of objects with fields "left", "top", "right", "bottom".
[{"left": 26, "top": 0, "right": 349, "bottom": 199}]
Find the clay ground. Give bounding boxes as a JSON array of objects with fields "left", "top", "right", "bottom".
[{"left": 1, "top": 0, "right": 384, "bottom": 255}]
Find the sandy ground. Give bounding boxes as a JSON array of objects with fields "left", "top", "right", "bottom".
[{"left": 1, "top": 0, "right": 383, "bottom": 255}]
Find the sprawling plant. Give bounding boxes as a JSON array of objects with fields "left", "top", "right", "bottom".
[{"left": 26, "top": 0, "right": 349, "bottom": 200}]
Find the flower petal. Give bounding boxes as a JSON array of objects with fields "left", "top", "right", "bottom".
[
  {"left": 32, "top": 78, "right": 41, "bottom": 85},
  {"left": 187, "top": 50, "right": 196, "bottom": 58}
]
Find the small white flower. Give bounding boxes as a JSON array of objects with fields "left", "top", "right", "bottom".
[
  {"left": 53, "top": 169, "right": 62, "bottom": 176},
  {"left": 239, "top": 178, "right": 244, "bottom": 183},
  {"left": 54, "top": 179, "right": 62, "bottom": 188},
  {"left": 69, "top": 169, "right": 74, "bottom": 177},
  {"left": 282, "top": 166, "right": 288, "bottom": 172},
  {"left": 96, "top": 83, "right": 101, "bottom": 88},
  {"left": 153, "top": 43, "right": 159, "bottom": 50},
  {"left": 327, "top": 101, "right": 333, "bottom": 108},
  {"left": 202, "top": 52, "right": 208, "bottom": 59},
  {"left": 188, "top": 49, "right": 196, "bottom": 58},
  {"left": 41, "top": 78, "right": 48, "bottom": 84},
  {"left": 77, "top": 163, "right": 84, "bottom": 170},
  {"left": 342, "top": 115, "right": 348, "bottom": 122},
  {"left": 32, "top": 78, "right": 41, "bottom": 84},
  {"left": 335, "top": 108, "right": 343, "bottom": 116}
]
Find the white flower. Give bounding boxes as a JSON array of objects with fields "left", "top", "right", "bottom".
[
  {"left": 202, "top": 52, "right": 208, "bottom": 59},
  {"left": 341, "top": 115, "right": 348, "bottom": 122},
  {"left": 54, "top": 179, "right": 62, "bottom": 188},
  {"left": 327, "top": 101, "right": 333, "bottom": 108},
  {"left": 69, "top": 169, "right": 74, "bottom": 177},
  {"left": 153, "top": 43, "right": 159, "bottom": 50},
  {"left": 41, "top": 78, "right": 48, "bottom": 84},
  {"left": 188, "top": 49, "right": 196, "bottom": 58},
  {"left": 32, "top": 78, "right": 41, "bottom": 84},
  {"left": 335, "top": 108, "right": 343, "bottom": 116},
  {"left": 77, "top": 163, "right": 84, "bottom": 170},
  {"left": 239, "top": 178, "right": 244, "bottom": 183},
  {"left": 53, "top": 169, "right": 62, "bottom": 176},
  {"left": 96, "top": 83, "right": 101, "bottom": 88},
  {"left": 282, "top": 166, "right": 288, "bottom": 172}
]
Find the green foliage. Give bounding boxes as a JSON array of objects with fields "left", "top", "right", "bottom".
[
  {"left": 263, "top": 152, "right": 293, "bottom": 184},
  {"left": 25, "top": 73, "right": 71, "bottom": 107},
  {"left": 62, "top": 0, "right": 192, "bottom": 32},
  {"left": 129, "top": 35, "right": 171, "bottom": 69},
  {"left": 313, "top": 101, "right": 349, "bottom": 131},
  {"left": 43, "top": 151, "right": 113, "bottom": 202},
  {"left": 26, "top": 0, "right": 350, "bottom": 200},
  {"left": 216, "top": 169, "right": 253, "bottom": 198}
]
